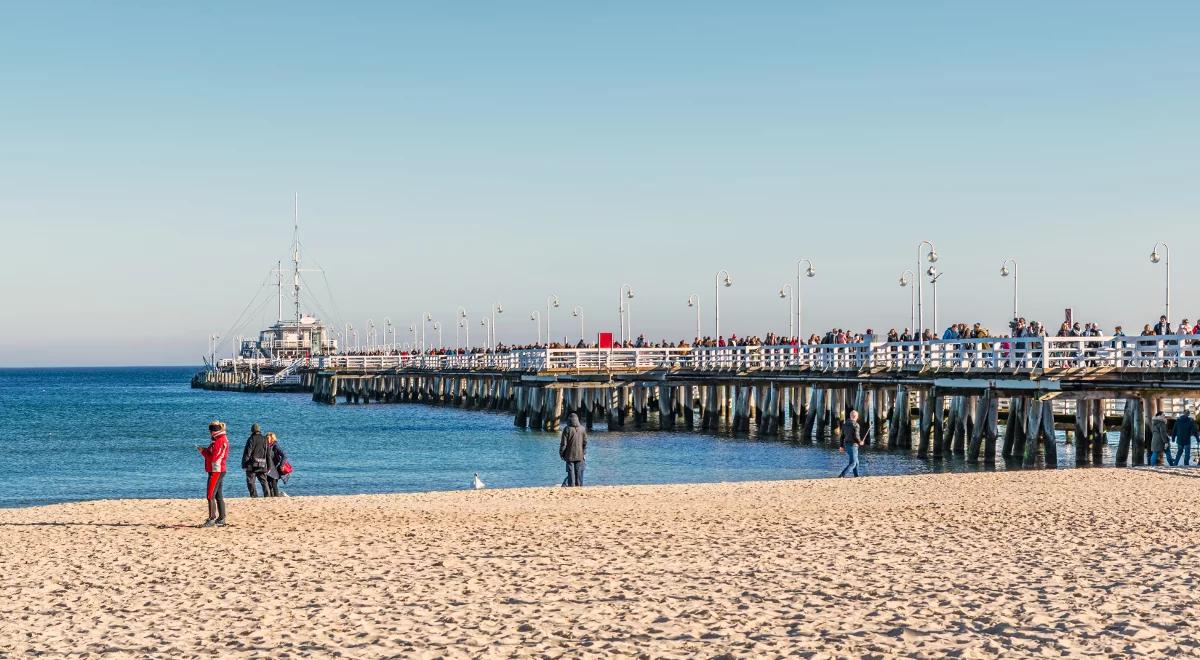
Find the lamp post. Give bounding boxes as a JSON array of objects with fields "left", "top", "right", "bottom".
[
  {"left": 408, "top": 324, "right": 416, "bottom": 352},
  {"left": 928, "top": 267, "right": 942, "bottom": 337},
  {"left": 898, "top": 270, "right": 916, "bottom": 333},
  {"left": 491, "top": 303, "right": 503, "bottom": 349},
  {"left": 351, "top": 327, "right": 359, "bottom": 352},
  {"left": 916, "top": 241, "right": 938, "bottom": 339},
  {"left": 530, "top": 311, "right": 542, "bottom": 345},
  {"left": 1151, "top": 242, "right": 1171, "bottom": 328},
  {"left": 208, "top": 333, "right": 220, "bottom": 366},
  {"left": 344, "top": 323, "right": 353, "bottom": 352},
  {"left": 421, "top": 312, "right": 433, "bottom": 354},
  {"left": 432, "top": 321, "right": 442, "bottom": 350},
  {"left": 618, "top": 284, "right": 634, "bottom": 343},
  {"left": 999, "top": 258, "right": 1019, "bottom": 321},
  {"left": 778, "top": 284, "right": 794, "bottom": 339},
  {"left": 456, "top": 307, "right": 469, "bottom": 349},
  {"left": 480, "top": 318, "right": 491, "bottom": 351},
  {"left": 545, "top": 295, "right": 560, "bottom": 345},
  {"left": 686, "top": 294, "right": 700, "bottom": 341},
  {"left": 366, "top": 319, "right": 376, "bottom": 351},
  {"left": 383, "top": 317, "right": 394, "bottom": 351},
  {"left": 795, "top": 258, "right": 816, "bottom": 339},
  {"left": 714, "top": 269, "right": 733, "bottom": 338},
  {"left": 572, "top": 305, "right": 584, "bottom": 343}
]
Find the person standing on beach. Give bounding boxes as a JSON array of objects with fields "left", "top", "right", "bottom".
[
  {"left": 839, "top": 410, "right": 864, "bottom": 478},
  {"left": 1150, "top": 410, "right": 1169, "bottom": 466},
  {"left": 1173, "top": 408, "right": 1198, "bottom": 467},
  {"left": 264, "top": 432, "right": 289, "bottom": 496},
  {"left": 198, "top": 421, "right": 229, "bottom": 527},
  {"left": 241, "top": 423, "right": 271, "bottom": 497},
  {"left": 559, "top": 413, "right": 587, "bottom": 487}
]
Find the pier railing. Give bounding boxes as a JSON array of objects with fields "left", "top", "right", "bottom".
[{"left": 309, "top": 334, "right": 1200, "bottom": 374}]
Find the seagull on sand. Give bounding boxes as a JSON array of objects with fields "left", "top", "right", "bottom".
[{"left": 472, "top": 473, "right": 485, "bottom": 490}]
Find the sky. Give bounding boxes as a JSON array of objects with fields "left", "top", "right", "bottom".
[{"left": 2, "top": 2, "right": 1198, "bottom": 366}]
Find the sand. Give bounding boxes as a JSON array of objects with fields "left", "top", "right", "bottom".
[{"left": 2, "top": 468, "right": 1198, "bottom": 658}]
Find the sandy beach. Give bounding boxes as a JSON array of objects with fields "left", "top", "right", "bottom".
[{"left": 2, "top": 469, "right": 1198, "bottom": 658}]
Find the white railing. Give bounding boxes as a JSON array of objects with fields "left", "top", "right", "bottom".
[
  {"left": 260, "top": 358, "right": 309, "bottom": 386},
  {"left": 306, "top": 335, "right": 1200, "bottom": 373}
]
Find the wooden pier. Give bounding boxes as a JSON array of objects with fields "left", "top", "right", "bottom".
[{"left": 196, "top": 334, "right": 1200, "bottom": 468}]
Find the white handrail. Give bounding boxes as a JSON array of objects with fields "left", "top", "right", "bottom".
[{"left": 305, "top": 334, "right": 1200, "bottom": 373}]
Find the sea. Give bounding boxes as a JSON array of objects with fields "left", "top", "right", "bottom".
[{"left": 0, "top": 366, "right": 1092, "bottom": 508}]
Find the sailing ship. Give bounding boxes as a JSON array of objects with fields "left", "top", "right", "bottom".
[{"left": 197, "top": 197, "right": 340, "bottom": 389}]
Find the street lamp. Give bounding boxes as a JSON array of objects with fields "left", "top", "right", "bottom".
[
  {"left": 545, "top": 295, "right": 560, "bottom": 345},
  {"left": 927, "top": 266, "right": 942, "bottom": 337},
  {"left": 1151, "top": 242, "right": 1171, "bottom": 328},
  {"left": 422, "top": 312, "right": 433, "bottom": 354},
  {"left": 456, "top": 307, "right": 469, "bottom": 349},
  {"left": 366, "top": 319, "right": 376, "bottom": 351},
  {"left": 714, "top": 269, "right": 733, "bottom": 338},
  {"left": 779, "top": 284, "right": 793, "bottom": 340},
  {"left": 345, "top": 324, "right": 354, "bottom": 352},
  {"left": 432, "top": 321, "right": 442, "bottom": 350},
  {"left": 618, "top": 285, "right": 634, "bottom": 343},
  {"left": 999, "top": 258, "right": 1019, "bottom": 321},
  {"left": 208, "top": 333, "right": 220, "bottom": 366},
  {"left": 530, "top": 311, "right": 542, "bottom": 345},
  {"left": 491, "top": 303, "right": 503, "bottom": 349},
  {"left": 480, "top": 317, "right": 491, "bottom": 351},
  {"left": 408, "top": 324, "right": 416, "bottom": 352},
  {"left": 383, "top": 317, "right": 394, "bottom": 351},
  {"left": 686, "top": 294, "right": 700, "bottom": 341},
  {"left": 898, "top": 269, "right": 916, "bottom": 333},
  {"left": 795, "top": 258, "right": 816, "bottom": 340},
  {"left": 572, "top": 305, "right": 584, "bottom": 343},
  {"left": 916, "top": 240, "right": 938, "bottom": 339}
]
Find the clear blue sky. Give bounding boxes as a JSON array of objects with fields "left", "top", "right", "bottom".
[{"left": 2, "top": 2, "right": 1198, "bottom": 366}]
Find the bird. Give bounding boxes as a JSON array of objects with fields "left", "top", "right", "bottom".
[{"left": 472, "top": 473, "right": 485, "bottom": 490}]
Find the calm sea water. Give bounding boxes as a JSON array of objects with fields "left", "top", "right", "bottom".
[{"left": 0, "top": 367, "right": 1091, "bottom": 508}]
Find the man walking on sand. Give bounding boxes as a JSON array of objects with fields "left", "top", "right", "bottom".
[
  {"left": 241, "top": 423, "right": 271, "bottom": 497},
  {"left": 839, "top": 410, "right": 864, "bottom": 478},
  {"left": 1173, "top": 407, "right": 1198, "bottom": 467},
  {"left": 559, "top": 413, "right": 587, "bottom": 487}
]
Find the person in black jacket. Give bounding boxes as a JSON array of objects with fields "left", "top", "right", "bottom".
[
  {"left": 241, "top": 423, "right": 271, "bottom": 497},
  {"left": 1173, "top": 409, "right": 1199, "bottom": 467},
  {"left": 559, "top": 413, "right": 587, "bottom": 487},
  {"left": 264, "top": 432, "right": 289, "bottom": 496}
]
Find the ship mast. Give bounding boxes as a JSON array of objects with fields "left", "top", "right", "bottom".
[
  {"left": 292, "top": 193, "right": 302, "bottom": 327},
  {"left": 275, "top": 260, "right": 283, "bottom": 322}
]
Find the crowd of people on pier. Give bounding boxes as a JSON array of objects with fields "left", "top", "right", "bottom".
[{"left": 311, "top": 312, "right": 1200, "bottom": 377}]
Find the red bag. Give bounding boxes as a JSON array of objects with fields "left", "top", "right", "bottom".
[{"left": 280, "top": 461, "right": 293, "bottom": 476}]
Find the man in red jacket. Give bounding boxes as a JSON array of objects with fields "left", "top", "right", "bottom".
[{"left": 198, "top": 420, "right": 229, "bottom": 527}]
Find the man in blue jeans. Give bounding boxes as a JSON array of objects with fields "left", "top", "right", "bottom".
[
  {"left": 1173, "top": 408, "right": 1198, "bottom": 467},
  {"left": 559, "top": 413, "right": 587, "bottom": 486},
  {"left": 839, "top": 409, "right": 864, "bottom": 477}
]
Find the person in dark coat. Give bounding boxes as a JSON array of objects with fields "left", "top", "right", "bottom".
[
  {"left": 1150, "top": 411, "right": 1169, "bottom": 466},
  {"left": 839, "top": 410, "right": 864, "bottom": 478},
  {"left": 559, "top": 413, "right": 587, "bottom": 487},
  {"left": 264, "top": 432, "right": 289, "bottom": 496},
  {"left": 1173, "top": 408, "right": 1198, "bottom": 467},
  {"left": 241, "top": 423, "right": 272, "bottom": 497}
]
